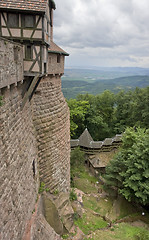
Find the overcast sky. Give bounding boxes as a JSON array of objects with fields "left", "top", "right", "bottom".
[{"left": 53, "top": 0, "right": 149, "bottom": 68}]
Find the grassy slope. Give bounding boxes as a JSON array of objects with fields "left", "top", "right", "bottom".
[{"left": 71, "top": 165, "right": 149, "bottom": 240}]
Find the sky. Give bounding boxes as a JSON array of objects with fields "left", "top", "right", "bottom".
[{"left": 53, "top": 0, "right": 149, "bottom": 68}]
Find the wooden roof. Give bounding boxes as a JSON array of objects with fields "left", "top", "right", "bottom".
[
  {"left": 79, "top": 128, "right": 93, "bottom": 148},
  {"left": 113, "top": 134, "right": 122, "bottom": 142},
  {"left": 49, "top": 41, "right": 69, "bottom": 56},
  {"left": 70, "top": 129, "right": 122, "bottom": 149},
  {"left": 0, "top": 0, "right": 56, "bottom": 13},
  {"left": 90, "top": 141, "right": 103, "bottom": 149},
  {"left": 70, "top": 139, "right": 79, "bottom": 147},
  {"left": 102, "top": 138, "right": 113, "bottom": 146}
]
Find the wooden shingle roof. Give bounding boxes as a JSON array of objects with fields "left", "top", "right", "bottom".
[
  {"left": 90, "top": 141, "right": 103, "bottom": 149},
  {"left": 113, "top": 134, "right": 122, "bottom": 142},
  {"left": 79, "top": 128, "right": 93, "bottom": 148},
  {"left": 70, "top": 139, "right": 79, "bottom": 147},
  {"left": 0, "top": 0, "right": 56, "bottom": 13},
  {"left": 49, "top": 41, "right": 69, "bottom": 56},
  {"left": 102, "top": 138, "right": 113, "bottom": 146}
]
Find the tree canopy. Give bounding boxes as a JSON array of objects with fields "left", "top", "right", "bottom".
[
  {"left": 104, "top": 127, "right": 149, "bottom": 205},
  {"left": 67, "top": 87, "right": 149, "bottom": 140}
]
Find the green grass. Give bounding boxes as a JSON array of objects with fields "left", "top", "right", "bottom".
[
  {"left": 71, "top": 159, "right": 149, "bottom": 240},
  {"left": 75, "top": 212, "right": 107, "bottom": 235},
  {"left": 91, "top": 223, "right": 149, "bottom": 240},
  {"left": 83, "top": 195, "right": 113, "bottom": 216},
  {"left": 118, "top": 197, "right": 139, "bottom": 219},
  {"left": 72, "top": 166, "right": 98, "bottom": 194}
]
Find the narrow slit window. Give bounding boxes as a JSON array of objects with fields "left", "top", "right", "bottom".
[
  {"left": 32, "top": 160, "right": 35, "bottom": 177},
  {"left": 25, "top": 45, "right": 32, "bottom": 60},
  {"left": 14, "top": 47, "right": 18, "bottom": 62},
  {"left": 57, "top": 54, "right": 61, "bottom": 63}
]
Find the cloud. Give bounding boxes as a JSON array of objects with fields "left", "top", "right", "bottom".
[{"left": 53, "top": 0, "right": 149, "bottom": 67}]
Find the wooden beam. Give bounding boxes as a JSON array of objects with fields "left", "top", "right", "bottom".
[{"left": 21, "top": 74, "right": 40, "bottom": 109}]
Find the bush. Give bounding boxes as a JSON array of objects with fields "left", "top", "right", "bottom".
[
  {"left": 70, "top": 189, "right": 77, "bottom": 201},
  {"left": 70, "top": 147, "right": 85, "bottom": 167},
  {"left": 38, "top": 182, "right": 45, "bottom": 193}
]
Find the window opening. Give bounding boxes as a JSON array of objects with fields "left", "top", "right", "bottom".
[
  {"left": 7, "top": 13, "right": 19, "bottom": 28},
  {"left": 32, "top": 160, "right": 35, "bottom": 177},
  {"left": 14, "top": 46, "right": 18, "bottom": 62},
  {"left": 44, "top": 63, "right": 47, "bottom": 73},
  {"left": 25, "top": 45, "right": 32, "bottom": 60},
  {"left": 23, "top": 15, "right": 35, "bottom": 28},
  {"left": 57, "top": 54, "right": 60, "bottom": 63}
]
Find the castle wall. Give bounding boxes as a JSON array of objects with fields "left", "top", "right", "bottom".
[
  {"left": 0, "top": 36, "right": 70, "bottom": 239},
  {"left": 33, "top": 74, "right": 70, "bottom": 193},
  {"left": 0, "top": 84, "right": 38, "bottom": 240},
  {"left": 0, "top": 38, "right": 23, "bottom": 89},
  {"left": 48, "top": 53, "right": 65, "bottom": 75}
]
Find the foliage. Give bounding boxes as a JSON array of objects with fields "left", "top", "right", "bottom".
[
  {"left": 38, "top": 182, "right": 46, "bottom": 193},
  {"left": 62, "top": 234, "right": 69, "bottom": 239},
  {"left": 70, "top": 189, "right": 77, "bottom": 201},
  {"left": 67, "top": 86, "right": 149, "bottom": 140},
  {"left": 53, "top": 189, "right": 59, "bottom": 195},
  {"left": 70, "top": 147, "right": 85, "bottom": 168},
  {"left": 70, "top": 147, "right": 85, "bottom": 187},
  {"left": 104, "top": 127, "right": 149, "bottom": 205},
  {"left": 67, "top": 99, "right": 90, "bottom": 137}
]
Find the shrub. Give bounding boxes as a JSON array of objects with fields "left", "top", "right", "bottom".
[{"left": 70, "top": 189, "right": 77, "bottom": 201}]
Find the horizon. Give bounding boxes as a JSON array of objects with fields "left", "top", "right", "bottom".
[{"left": 54, "top": 0, "right": 149, "bottom": 69}]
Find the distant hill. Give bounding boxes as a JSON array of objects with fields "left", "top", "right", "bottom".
[{"left": 62, "top": 68, "right": 149, "bottom": 99}]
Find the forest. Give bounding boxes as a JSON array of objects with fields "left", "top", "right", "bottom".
[
  {"left": 68, "top": 86, "right": 149, "bottom": 206},
  {"left": 67, "top": 86, "right": 149, "bottom": 141}
]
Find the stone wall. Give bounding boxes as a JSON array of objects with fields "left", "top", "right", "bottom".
[
  {"left": 0, "top": 84, "right": 38, "bottom": 240},
  {"left": 0, "top": 37, "right": 23, "bottom": 89},
  {"left": 33, "top": 74, "right": 70, "bottom": 193},
  {"left": 48, "top": 53, "right": 65, "bottom": 75},
  {"left": 0, "top": 38, "right": 70, "bottom": 239}
]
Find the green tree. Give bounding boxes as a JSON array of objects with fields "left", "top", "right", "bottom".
[
  {"left": 104, "top": 127, "right": 149, "bottom": 205},
  {"left": 67, "top": 99, "right": 90, "bottom": 137},
  {"left": 77, "top": 91, "right": 115, "bottom": 140}
]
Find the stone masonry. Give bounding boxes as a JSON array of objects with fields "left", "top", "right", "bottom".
[
  {"left": 0, "top": 35, "right": 70, "bottom": 238},
  {"left": 0, "top": 38, "right": 23, "bottom": 89},
  {"left": 0, "top": 84, "right": 38, "bottom": 239},
  {"left": 33, "top": 75, "right": 70, "bottom": 192}
]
